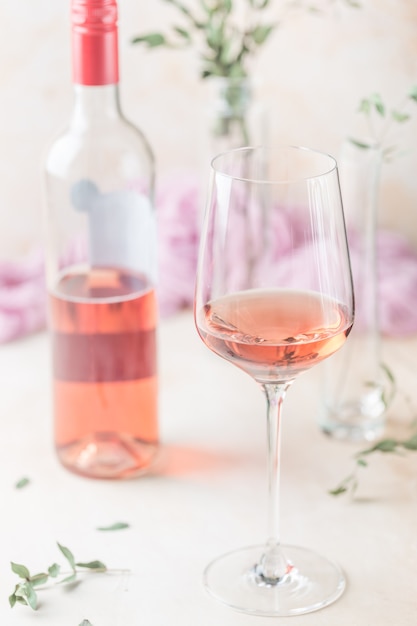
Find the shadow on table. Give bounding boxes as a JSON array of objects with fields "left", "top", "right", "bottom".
[{"left": 155, "top": 444, "right": 249, "bottom": 477}]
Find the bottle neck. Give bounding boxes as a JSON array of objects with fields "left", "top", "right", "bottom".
[{"left": 71, "top": 84, "right": 122, "bottom": 128}]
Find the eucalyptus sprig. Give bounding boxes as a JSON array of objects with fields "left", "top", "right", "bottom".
[
  {"left": 349, "top": 86, "right": 417, "bottom": 161},
  {"left": 9, "top": 542, "right": 107, "bottom": 611},
  {"left": 330, "top": 431, "right": 417, "bottom": 497},
  {"left": 132, "top": 0, "right": 275, "bottom": 80},
  {"left": 132, "top": 0, "right": 360, "bottom": 81}
]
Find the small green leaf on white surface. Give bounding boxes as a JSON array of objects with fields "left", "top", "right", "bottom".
[
  {"left": 96, "top": 522, "right": 130, "bottom": 531},
  {"left": 15, "top": 477, "right": 30, "bottom": 489},
  {"left": 57, "top": 543, "right": 76, "bottom": 571}
]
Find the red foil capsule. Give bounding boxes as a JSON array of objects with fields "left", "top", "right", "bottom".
[{"left": 71, "top": 0, "right": 119, "bottom": 85}]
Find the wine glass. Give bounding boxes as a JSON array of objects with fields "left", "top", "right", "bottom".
[{"left": 194, "top": 145, "right": 354, "bottom": 616}]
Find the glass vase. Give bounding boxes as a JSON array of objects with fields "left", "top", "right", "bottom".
[
  {"left": 318, "top": 139, "right": 394, "bottom": 442},
  {"left": 207, "top": 77, "right": 266, "bottom": 156}
]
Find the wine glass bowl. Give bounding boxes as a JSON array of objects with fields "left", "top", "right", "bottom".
[{"left": 194, "top": 146, "right": 354, "bottom": 616}]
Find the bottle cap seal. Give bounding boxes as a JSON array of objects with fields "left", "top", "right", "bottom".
[{"left": 71, "top": 0, "right": 119, "bottom": 85}]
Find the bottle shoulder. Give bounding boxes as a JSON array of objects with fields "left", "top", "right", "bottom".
[{"left": 45, "top": 114, "right": 154, "bottom": 179}]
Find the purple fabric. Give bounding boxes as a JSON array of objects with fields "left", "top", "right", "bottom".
[
  {"left": 1, "top": 175, "right": 417, "bottom": 343},
  {"left": 0, "top": 249, "right": 47, "bottom": 343}
]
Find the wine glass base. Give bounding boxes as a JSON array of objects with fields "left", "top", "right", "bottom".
[{"left": 203, "top": 544, "right": 346, "bottom": 616}]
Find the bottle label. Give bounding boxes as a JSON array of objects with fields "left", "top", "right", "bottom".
[{"left": 70, "top": 180, "right": 157, "bottom": 281}]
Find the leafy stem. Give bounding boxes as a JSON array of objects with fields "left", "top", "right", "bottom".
[
  {"left": 131, "top": 0, "right": 358, "bottom": 81},
  {"left": 329, "top": 431, "right": 417, "bottom": 497},
  {"left": 132, "top": 0, "right": 276, "bottom": 80},
  {"left": 348, "top": 86, "right": 417, "bottom": 161},
  {"left": 9, "top": 542, "right": 109, "bottom": 611}
]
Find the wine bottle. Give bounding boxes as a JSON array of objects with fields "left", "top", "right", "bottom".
[{"left": 43, "top": 0, "right": 158, "bottom": 479}]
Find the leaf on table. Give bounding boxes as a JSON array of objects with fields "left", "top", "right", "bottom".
[
  {"left": 15, "top": 477, "right": 30, "bottom": 489},
  {"left": 15, "top": 581, "right": 38, "bottom": 610},
  {"left": 29, "top": 573, "right": 49, "bottom": 587},
  {"left": 362, "top": 438, "right": 399, "bottom": 454},
  {"left": 75, "top": 560, "right": 107, "bottom": 571},
  {"left": 58, "top": 572, "right": 77, "bottom": 585},
  {"left": 96, "top": 522, "right": 130, "bottom": 531},
  {"left": 57, "top": 542, "right": 76, "bottom": 570},
  {"left": 11, "top": 562, "right": 30, "bottom": 579},
  {"left": 402, "top": 434, "right": 417, "bottom": 450},
  {"left": 48, "top": 562, "right": 61, "bottom": 577}
]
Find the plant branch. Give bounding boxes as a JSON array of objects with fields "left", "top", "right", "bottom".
[
  {"left": 348, "top": 87, "right": 417, "bottom": 161},
  {"left": 8, "top": 542, "right": 127, "bottom": 611},
  {"left": 329, "top": 431, "right": 417, "bottom": 497}
]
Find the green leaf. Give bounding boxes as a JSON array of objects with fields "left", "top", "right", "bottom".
[
  {"left": 370, "top": 93, "right": 385, "bottom": 116},
  {"left": 25, "top": 584, "right": 38, "bottom": 610},
  {"left": 251, "top": 24, "right": 274, "bottom": 45},
  {"left": 328, "top": 485, "right": 348, "bottom": 496},
  {"left": 174, "top": 26, "right": 191, "bottom": 41},
  {"left": 15, "top": 477, "right": 30, "bottom": 489},
  {"left": 59, "top": 572, "right": 77, "bottom": 584},
  {"left": 408, "top": 85, "right": 417, "bottom": 102},
  {"left": 307, "top": 6, "right": 322, "bottom": 14},
  {"left": 228, "top": 63, "right": 246, "bottom": 79},
  {"left": 221, "top": 0, "right": 232, "bottom": 13},
  {"left": 374, "top": 439, "right": 398, "bottom": 452},
  {"left": 402, "top": 434, "right": 417, "bottom": 451},
  {"left": 97, "top": 522, "right": 130, "bottom": 532},
  {"left": 79, "top": 621, "right": 94, "bottom": 626},
  {"left": 206, "top": 24, "right": 224, "bottom": 49},
  {"left": 11, "top": 562, "right": 30, "bottom": 579},
  {"left": 356, "top": 458, "right": 368, "bottom": 467},
  {"left": 358, "top": 98, "right": 370, "bottom": 114},
  {"left": 201, "top": 0, "right": 215, "bottom": 16},
  {"left": 57, "top": 543, "right": 76, "bottom": 571},
  {"left": 328, "top": 473, "right": 356, "bottom": 496},
  {"left": 131, "top": 33, "right": 166, "bottom": 48},
  {"left": 362, "top": 438, "right": 398, "bottom": 454},
  {"left": 9, "top": 592, "right": 17, "bottom": 608},
  {"left": 29, "top": 573, "right": 49, "bottom": 587},
  {"left": 381, "top": 362, "right": 395, "bottom": 385},
  {"left": 219, "top": 39, "right": 232, "bottom": 65},
  {"left": 391, "top": 110, "right": 410, "bottom": 123},
  {"left": 48, "top": 563, "right": 60, "bottom": 578},
  {"left": 15, "top": 582, "right": 37, "bottom": 610},
  {"left": 75, "top": 560, "right": 107, "bottom": 571},
  {"left": 348, "top": 137, "right": 372, "bottom": 150}
]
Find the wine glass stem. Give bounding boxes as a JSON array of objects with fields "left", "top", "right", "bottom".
[{"left": 258, "top": 382, "right": 293, "bottom": 581}]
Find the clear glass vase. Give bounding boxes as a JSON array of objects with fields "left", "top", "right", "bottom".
[
  {"left": 207, "top": 77, "right": 265, "bottom": 156},
  {"left": 318, "top": 139, "right": 395, "bottom": 442}
]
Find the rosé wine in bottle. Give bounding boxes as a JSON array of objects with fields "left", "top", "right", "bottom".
[
  {"left": 197, "top": 288, "right": 352, "bottom": 383},
  {"left": 49, "top": 268, "right": 158, "bottom": 478},
  {"left": 43, "top": 0, "right": 158, "bottom": 478}
]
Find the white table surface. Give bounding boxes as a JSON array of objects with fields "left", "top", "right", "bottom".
[{"left": 1, "top": 310, "right": 417, "bottom": 625}]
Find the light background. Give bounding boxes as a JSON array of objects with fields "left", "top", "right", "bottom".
[{"left": 0, "top": 0, "right": 416, "bottom": 260}]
